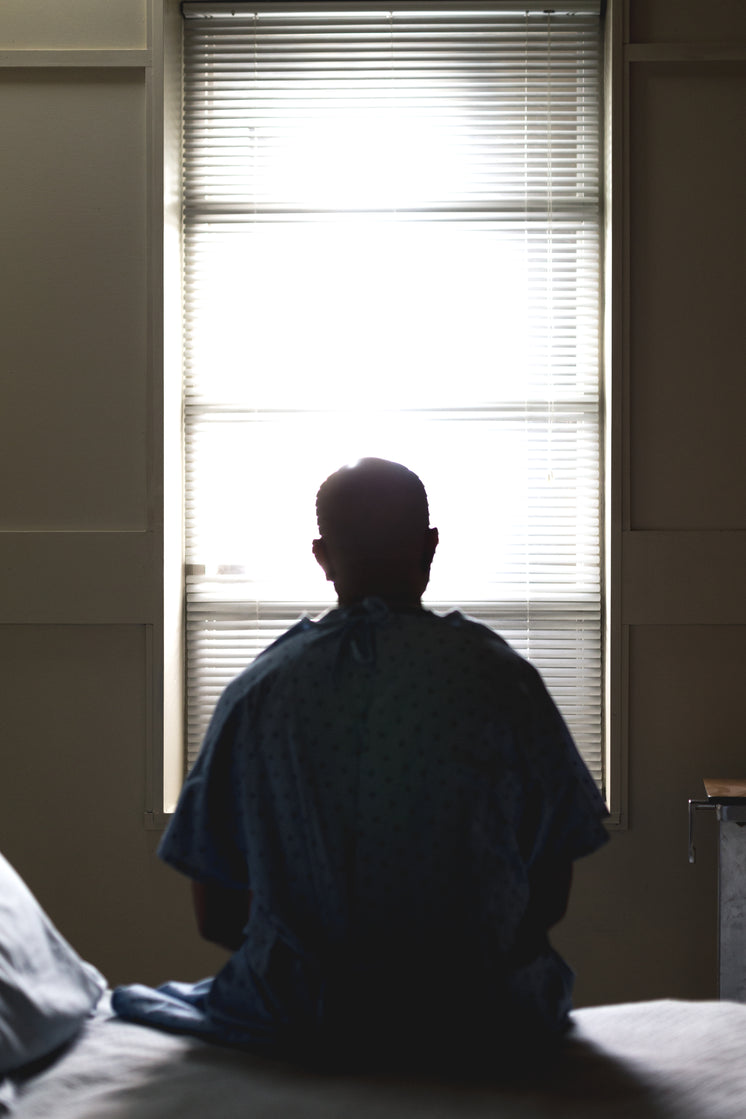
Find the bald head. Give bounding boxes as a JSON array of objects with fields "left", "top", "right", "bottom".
[{"left": 313, "top": 458, "right": 438, "bottom": 607}]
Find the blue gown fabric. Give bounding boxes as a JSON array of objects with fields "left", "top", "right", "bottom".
[{"left": 113, "top": 600, "right": 608, "bottom": 1062}]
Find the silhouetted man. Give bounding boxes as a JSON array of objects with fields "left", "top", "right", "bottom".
[{"left": 114, "top": 458, "right": 608, "bottom": 1068}]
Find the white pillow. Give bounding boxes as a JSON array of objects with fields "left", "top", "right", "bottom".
[{"left": 0, "top": 852, "right": 105, "bottom": 1076}]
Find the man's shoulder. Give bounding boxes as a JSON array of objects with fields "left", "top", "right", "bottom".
[
  {"left": 419, "top": 609, "right": 552, "bottom": 702},
  {"left": 221, "top": 605, "right": 534, "bottom": 708},
  {"left": 423, "top": 608, "right": 524, "bottom": 660},
  {"left": 427, "top": 607, "right": 505, "bottom": 641},
  {"left": 221, "top": 616, "right": 322, "bottom": 702}
]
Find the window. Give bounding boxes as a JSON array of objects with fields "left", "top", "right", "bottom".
[{"left": 181, "top": 2, "right": 604, "bottom": 786}]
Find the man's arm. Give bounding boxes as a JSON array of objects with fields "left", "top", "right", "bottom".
[
  {"left": 191, "top": 881, "right": 252, "bottom": 951},
  {"left": 522, "top": 857, "right": 573, "bottom": 937},
  {"left": 529, "top": 859, "right": 573, "bottom": 930}
]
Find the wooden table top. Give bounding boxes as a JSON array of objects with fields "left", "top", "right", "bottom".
[{"left": 704, "top": 778, "right": 746, "bottom": 800}]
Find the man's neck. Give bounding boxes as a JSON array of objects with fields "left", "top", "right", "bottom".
[{"left": 337, "top": 591, "right": 423, "bottom": 610}]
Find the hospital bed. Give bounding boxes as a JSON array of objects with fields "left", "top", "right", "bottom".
[
  {"left": 4, "top": 849, "right": 745, "bottom": 1118},
  {"left": 7, "top": 994, "right": 746, "bottom": 1119}
]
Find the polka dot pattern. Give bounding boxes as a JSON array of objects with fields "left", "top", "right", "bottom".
[{"left": 159, "top": 599, "right": 608, "bottom": 1045}]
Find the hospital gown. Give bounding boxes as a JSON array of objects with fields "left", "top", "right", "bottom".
[{"left": 113, "top": 599, "right": 608, "bottom": 1063}]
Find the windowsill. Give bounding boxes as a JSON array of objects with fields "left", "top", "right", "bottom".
[{"left": 144, "top": 810, "right": 174, "bottom": 832}]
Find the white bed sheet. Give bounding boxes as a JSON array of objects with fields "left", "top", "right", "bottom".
[{"left": 8, "top": 996, "right": 746, "bottom": 1119}]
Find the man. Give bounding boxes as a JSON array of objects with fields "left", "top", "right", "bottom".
[{"left": 114, "top": 458, "right": 608, "bottom": 1066}]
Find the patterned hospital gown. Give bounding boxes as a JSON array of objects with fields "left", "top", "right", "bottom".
[{"left": 113, "top": 599, "right": 608, "bottom": 1062}]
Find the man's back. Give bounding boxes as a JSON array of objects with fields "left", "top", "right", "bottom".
[{"left": 161, "top": 598, "right": 607, "bottom": 1055}]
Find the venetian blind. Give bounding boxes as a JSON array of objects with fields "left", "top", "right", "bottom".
[{"left": 181, "top": 2, "right": 604, "bottom": 787}]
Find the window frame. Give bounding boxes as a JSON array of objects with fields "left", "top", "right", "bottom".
[{"left": 152, "top": 0, "right": 626, "bottom": 827}]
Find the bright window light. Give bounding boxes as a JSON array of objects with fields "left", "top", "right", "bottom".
[{"left": 182, "top": 4, "right": 603, "bottom": 785}]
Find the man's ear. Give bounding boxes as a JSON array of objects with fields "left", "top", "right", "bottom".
[
  {"left": 312, "top": 537, "right": 335, "bottom": 582},
  {"left": 422, "top": 526, "right": 439, "bottom": 573}
]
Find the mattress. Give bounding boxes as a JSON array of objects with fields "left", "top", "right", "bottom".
[{"left": 7, "top": 995, "right": 746, "bottom": 1119}]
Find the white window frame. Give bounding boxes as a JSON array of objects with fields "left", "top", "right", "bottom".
[{"left": 153, "top": 0, "right": 625, "bottom": 826}]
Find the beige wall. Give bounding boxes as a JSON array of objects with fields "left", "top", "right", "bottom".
[
  {"left": 0, "top": 0, "right": 745, "bottom": 1002},
  {"left": 555, "top": 0, "right": 746, "bottom": 1005},
  {"left": 0, "top": 0, "right": 225, "bottom": 986}
]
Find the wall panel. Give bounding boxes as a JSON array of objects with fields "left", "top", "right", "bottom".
[
  {"left": 0, "top": 622, "right": 224, "bottom": 984},
  {"left": 630, "top": 0, "right": 746, "bottom": 45},
  {"left": 0, "top": 69, "right": 148, "bottom": 531},
  {"left": 0, "top": 0, "right": 147, "bottom": 50},
  {"left": 558, "top": 624, "right": 746, "bottom": 1005},
  {"left": 628, "top": 63, "right": 746, "bottom": 530},
  {"left": 625, "top": 624, "right": 746, "bottom": 995}
]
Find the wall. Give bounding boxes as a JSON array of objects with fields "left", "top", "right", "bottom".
[
  {"left": 0, "top": 0, "right": 744, "bottom": 1002},
  {"left": 554, "top": 0, "right": 746, "bottom": 1004},
  {"left": 0, "top": 0, "right": 224, "bottom": 985}
]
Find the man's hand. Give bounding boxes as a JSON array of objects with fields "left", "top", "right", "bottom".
[
  {"left": 528, "top": 860, "right": 573, "bottom": 931},
  {"left": 191, "top": 881, "right": 251, "bottom": 951}
]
